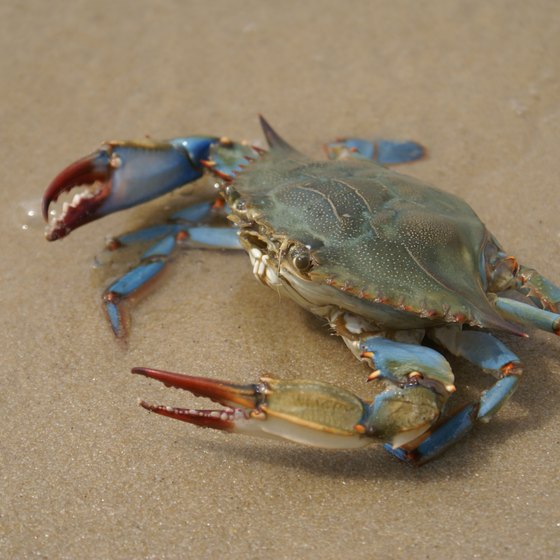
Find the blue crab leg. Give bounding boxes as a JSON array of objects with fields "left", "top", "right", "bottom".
[
  {"left": 324, "top": 138, "right": 425, "bottom": 164},
  {"left": 517, "top": 265, "right": 560, "bottom": 312},
  {"left": 106, "top": 217, "right": 240, "bottom": 251},
  {"left": 494, "top": 296, "right": 560, "bottom": 335},
  {"left": 43, "top": 134, "right": 257, "bottom": 336},
  {"left": 358, "top": 337, "right": 456, "bottom": 393},
  {"left": 381, "top": 329, "right": 523, "bottom": 465},
  {"left": 100, "top": 198, "right": 240, "bottom": 338},
  {"left": 104, "top": 202, "right": 218, "bottom": 248},
  {"left": 103, "top": 225, "right": 240, "bottom": 337},
  {"left": 487, "top": 255, "right": 560, "bottom": 331},
  {"left": 429, "top": 327, "right": 522, "bottom": 377},
  {"left": 485, "top": 251, "right": 560, "bottom": 333},
  {"left": 386, "top": 374, "right": 520, "bottom": 465}
]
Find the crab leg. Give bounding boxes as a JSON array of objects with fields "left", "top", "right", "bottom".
[
  {"left": 105, "top": 202, "right": 219, "bottom": 248},
  {"left": 386, "top": 374, "right": 520, "bottom": 465},
  {"left": 341, "top": 332, "right": 523, "bottom": 463},
  {"left": 377, "top": 329, "right": 523, "bottom": 465},
  {"left": 487, "top": 255, "right": 560, "bottom": 333},
  {"left": 494, "top": 296, "right": 560, "bottom": 335},
  {"left": 357, "top": 337, "right": 456, "bottom": 392},
  {"left": 430, "top": 327, "right": 523, "bottom": 422},
  {"left": 516, "top": 265, "right": 560, "bottom": 312},
  {"left": 429, "top": 327, "right": 522, "bottom": 377},
  {"left": 324, "top": 138, "right": 425, "bottom": 164},
  {"left": 103, "top": 224, "right": 240, "bottom": 338}
]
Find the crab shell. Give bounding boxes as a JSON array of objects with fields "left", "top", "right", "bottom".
[{"left": 220, "top": 133, "right": 520, "bottom": 336}]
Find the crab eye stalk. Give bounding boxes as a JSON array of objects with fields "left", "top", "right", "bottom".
[{"left": 289, "top": 245, "right": 313, "bottom": 273}]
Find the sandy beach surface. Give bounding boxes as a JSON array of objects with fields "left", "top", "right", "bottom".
[{"left": 2, "top": 1, "right": 560, "bottom": 558}]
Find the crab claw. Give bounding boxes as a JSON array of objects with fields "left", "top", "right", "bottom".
[
  {"left": 132, "top": 367, "right": 376, "bottom": 449},
  {"left": 42, "top": 148, "right": 114, "bottom": 240},
  {"left": 132, "top": 367, "right": 443, "bottom": 450},
  {"left": 43, "top": 137, "right": 218, "bottom": 240},
  {"left": 132, "top": 367, "right": 263, "bottom": 431}
]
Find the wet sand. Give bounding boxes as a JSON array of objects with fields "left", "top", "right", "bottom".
[{"left": 2, "top": 1, "right": 560, "bottom": 558}]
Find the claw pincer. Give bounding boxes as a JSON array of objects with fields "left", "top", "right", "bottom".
[
  {"left": 42, "top": 149, "right": 115, "bottom": 240},
  {"left": 132, "top": 367, "right": 261, "bottom": 431}
]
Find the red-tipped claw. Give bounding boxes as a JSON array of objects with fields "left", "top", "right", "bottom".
[
  {"left": 42, "top": 147, "right": 115, "bottom": 240},
  {"left": 132, "top": 367, "right": 264, "bottom": 431},
  {"left": 132, "top": 367, "right": 374, "bottom": 449}
]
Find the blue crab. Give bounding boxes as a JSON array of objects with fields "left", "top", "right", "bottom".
[{"left": 42, "top": 117, "right": 560, "bottom": 465}]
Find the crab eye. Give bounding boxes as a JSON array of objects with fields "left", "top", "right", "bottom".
[{"left": 290, "top": 246, "right": 312, "bottom": 272}]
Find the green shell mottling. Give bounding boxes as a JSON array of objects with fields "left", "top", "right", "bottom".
[{"left": 235, "top": 144, "right": 516, "bottom": 332}]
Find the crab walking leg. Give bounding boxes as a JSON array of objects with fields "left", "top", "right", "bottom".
[
  {"left": 105, "top": 201, "right": 222, "bottom": 249},
  {"left": 516, "top": 265, "right": 560, "bottom": 312},
  {"left": 106, "top": 222, "right": 240, "bottom": 252},
  {"left": 324, "top": 138, "right": 425, "bottom": 164},
  {"left": 103, "top": 226, "right": 240, "bottom": 337},
  {"left": 132, "top": 367, "right": 447, "bottom": 451},
  {"left": 357, "top": 337, "right": 456, "bottom": 391},
  {"left": 428, "top": 326, "right": 522, "bottom": 377},
  {"left": 43, "top": 133, "right": 258, "bottom": 337},
  {"left": 383, "top": 330, "right": 523, "bottom": 465},
  {"left": 348, "top": 334, "right": 520, "bottom": 463},
  {"left": 386, "top": 374, "right": 520, "bottom": 465},
  {"left": 494, "top": 296, "right": 560, "bottom": 335}
]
